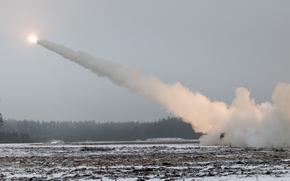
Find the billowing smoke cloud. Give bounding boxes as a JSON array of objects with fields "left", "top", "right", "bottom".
[{"left": 38, "top": 39, "right": 290, "bottom": 147}]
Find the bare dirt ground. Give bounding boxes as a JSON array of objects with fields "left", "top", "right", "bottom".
[{"left": 0, "top": 142, "right": 289, "bottom": 180}]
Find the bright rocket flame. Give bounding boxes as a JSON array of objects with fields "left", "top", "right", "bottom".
[{"left": 27, "top": 34, "right": 38, "bottom": 44}]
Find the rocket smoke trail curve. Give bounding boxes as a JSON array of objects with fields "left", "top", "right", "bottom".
[{"left": 38, "top": 39, "right": 290, "bottom": 147}]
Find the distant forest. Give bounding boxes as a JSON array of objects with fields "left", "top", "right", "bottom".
[{"left": 0, "top": 117, "right": 202, "bottom": 143}]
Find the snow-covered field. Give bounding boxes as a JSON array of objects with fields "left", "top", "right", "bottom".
[{"left": 0, "top": 141, "right": 289, "bottom": 180}]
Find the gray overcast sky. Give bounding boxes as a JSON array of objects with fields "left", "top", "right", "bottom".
[{"left": 0, "top": 0, "right": 290, "bottom": 122}]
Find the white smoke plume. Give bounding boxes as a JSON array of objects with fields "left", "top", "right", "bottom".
[{"left": 38, "top": 39, "right": 290, "bottom": 147}]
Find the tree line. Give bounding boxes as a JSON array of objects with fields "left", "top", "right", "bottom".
[{"left": 0, "top": 117, "right": 201, "bottom": 143}]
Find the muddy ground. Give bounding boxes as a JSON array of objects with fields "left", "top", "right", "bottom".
[{"left": 0, "top": 142, "right": 289, "bottom": 180}]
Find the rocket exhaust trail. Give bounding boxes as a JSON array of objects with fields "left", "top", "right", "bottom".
[
  {"left": 37, "top": 39, "right": 228, "bottom": 134},
  {"left": 37, "top": 39, "right": 290, "bottom": 148}
]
